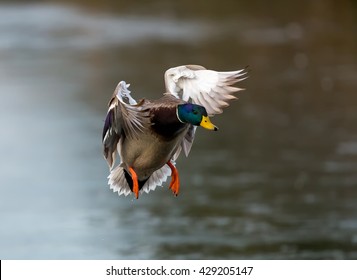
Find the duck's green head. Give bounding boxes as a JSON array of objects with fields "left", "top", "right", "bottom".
[{"left": 177, "top": 103, "right": 218, "bottom": 131}]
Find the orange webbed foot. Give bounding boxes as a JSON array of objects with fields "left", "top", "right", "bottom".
[
  {"left": 167, "top": 161, "right": 180, "bottom": 196},
  {"left": 129, "top": 167, "right": 139, "bottom": 199}
]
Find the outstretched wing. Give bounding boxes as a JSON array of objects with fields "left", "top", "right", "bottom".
[
  {"left": 164, "top": 65, "right": 248, "bottom": 116},
  {"left": 102, "top": 81, "right": 150, "bottom": 169}
]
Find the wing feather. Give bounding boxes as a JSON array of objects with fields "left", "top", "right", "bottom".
[
  {"left": 102, "top": 81, "right": 150, "bottom": 169},
  {"left": 164, "top": 65, "right": 248, "bottom": 116}
]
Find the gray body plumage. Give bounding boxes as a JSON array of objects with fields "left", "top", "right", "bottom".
[
  {"left": 103, "top": 88, "right": 194, "bottom": 195},
  {"left": 119, "top": 95, "right": 190, "bottom": 181}
]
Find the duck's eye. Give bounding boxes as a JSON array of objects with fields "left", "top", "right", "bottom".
[{"left": 193, "top": 110, "right": 198, "bottom": 115}]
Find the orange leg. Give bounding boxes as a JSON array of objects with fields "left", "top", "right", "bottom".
[
  {"left": 167, "top": 161, "right": 180, "bottom": 196},
  {"left": 129, "top": 167, "right": 139, "bottom": 199}
]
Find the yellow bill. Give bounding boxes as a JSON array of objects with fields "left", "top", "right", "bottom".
[{"left": 200, "top": 116, "right": 218, "bottom": 131}]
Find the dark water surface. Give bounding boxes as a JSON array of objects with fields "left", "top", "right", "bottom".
[{"left": 1, "top": 1, "right": 357, "bottom": 259}]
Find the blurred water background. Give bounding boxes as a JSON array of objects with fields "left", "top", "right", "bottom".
[{"left": 0, "top": 0, "right": 357, "bottom": 259}]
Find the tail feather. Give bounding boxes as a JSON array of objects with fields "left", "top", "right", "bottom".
[
  {"left": 108, "top": 165, "right": 131, "bottom": 196},
  {"left": 141, "top": 164, "right": 172, "bottom": 194},
  {"left": 107, "top": 163, "right": 174, "bottom": 196}
]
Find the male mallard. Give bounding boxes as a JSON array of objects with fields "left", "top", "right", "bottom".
[{"left": 102, "top": 65, "right": 247, "bottom": 199}]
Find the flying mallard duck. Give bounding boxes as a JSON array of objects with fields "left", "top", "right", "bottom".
[{"left": 102, "top": 65, "right": 247, "bottom": 199}]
